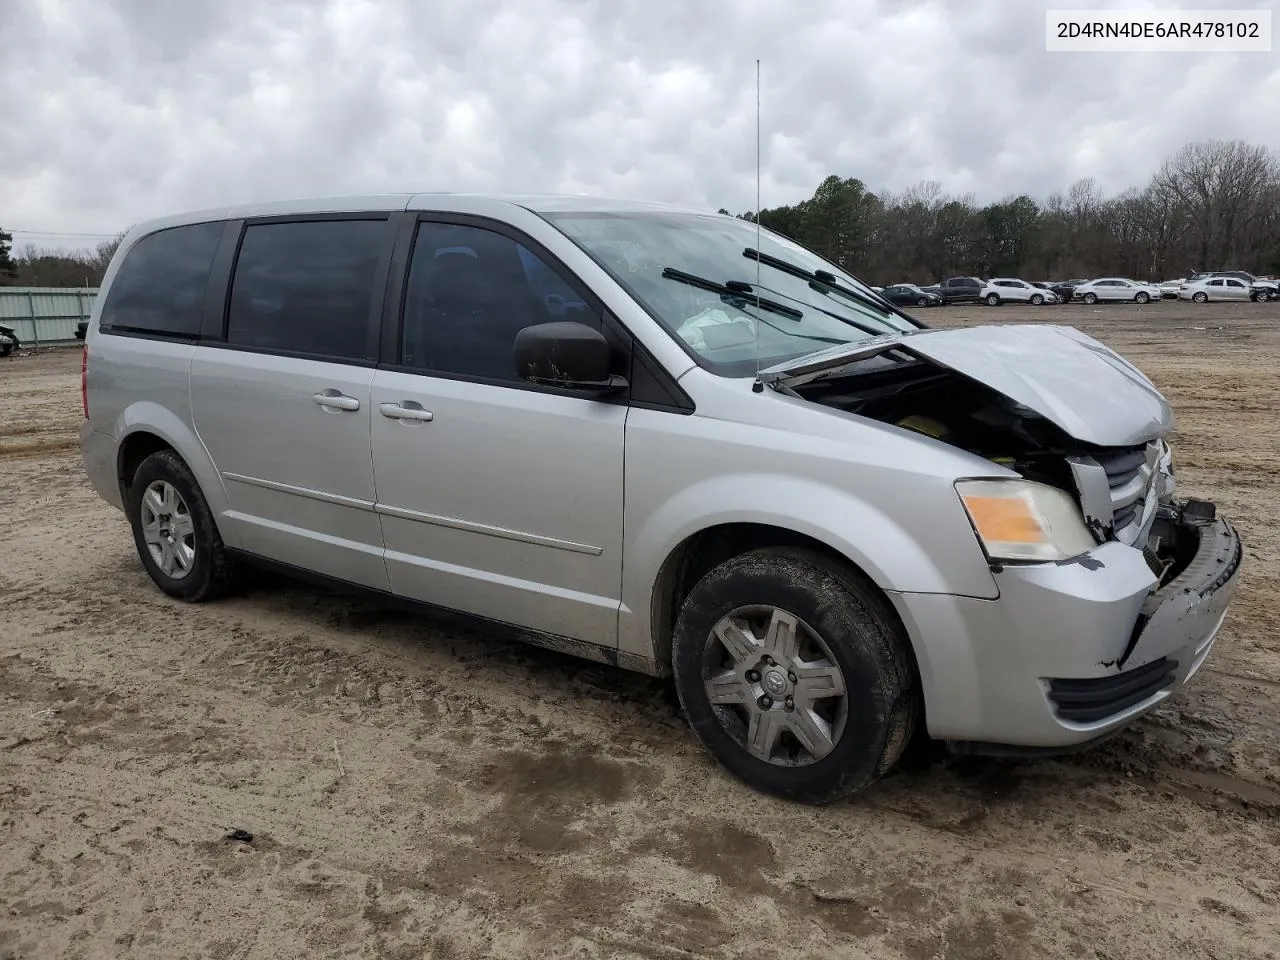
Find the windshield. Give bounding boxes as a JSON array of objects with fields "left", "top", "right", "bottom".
[{"left": 540, "top": 209, "right": 918, "bottom": 376}]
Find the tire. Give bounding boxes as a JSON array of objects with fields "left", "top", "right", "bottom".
[
  {"left": 0, "top": 342, "right": 12, "bottom": 358},
  {"left": 1083, "top": 292, "right": 1098, "bottom": 305},
  {"left": 985, "top": 293, "right": 1000, "bottom": 306},
  {"left": 916, "top": 297, "right": 929, "bottom": 307},
  {"left": 127, "top": 449, "right": 235, "bottom": 602},
  {"left": 671, "top": 547, "right": 920, "bottom": 804},
  {"left": 1030, "top": 294, "right": 1044, "bottom": 305},
  {"left": 1135, "top": 292, "right": 1150, "bottom": 304},
  {"left": 1192, "top": 291, "right": 1208, "bottom": 303}
]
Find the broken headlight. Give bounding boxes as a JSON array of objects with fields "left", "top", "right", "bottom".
[{"left": 956, "top": 479, "right": 1097, "bottom": 563}]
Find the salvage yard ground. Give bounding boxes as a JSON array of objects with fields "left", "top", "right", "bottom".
[{"left": 2, "top": 301, "right": 1280, "bottom": 960}]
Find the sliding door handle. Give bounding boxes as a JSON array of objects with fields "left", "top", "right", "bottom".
[{"left": 313, "top": 390, "right": 360, "bottom": 412}]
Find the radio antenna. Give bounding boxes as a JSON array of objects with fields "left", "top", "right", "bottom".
[{"left": 753, "top": 58, "right": 763, "bottom": 387}]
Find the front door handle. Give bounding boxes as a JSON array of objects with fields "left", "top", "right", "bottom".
[
  {"left": 313, "top": 390, "right": 361, "bottom": 412},
  {"left": 379, "top": 401, "right": 434, "bottom": 422}
]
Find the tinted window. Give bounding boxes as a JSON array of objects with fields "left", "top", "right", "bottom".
[
  {"left": 99, "top": 221, "right": 223, "bottom": 337},
  {"left": 399, "top": 221, "right": 599, "bottom": 382},
  {"left": 226, "top": 219, "right": 386, "bottom": 360}
]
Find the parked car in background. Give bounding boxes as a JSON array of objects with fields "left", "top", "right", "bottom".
[
  {"left": 1206, "top": 271, "right": 1279, "bottom": 301},
  {"left": 1158, "top": 279, "right": 1184, "bottom": 299},
  {"left": 0, "top": 323, "right": 19, "bottom": 357},
  {"left": 1034, "top": 280, "right": 1081, "bottom": 303},
  {"left": 1072, "top": 278, "right": 1162, "bottom": 304},
  {"left": 880, "top": 283, "right": 944, "bottom": 307},
  {"left": 981, "top": 279, "right": 1058, "bottom": 306},
  {"left": 936, "top": 276, "right": 984, "bottom": 304},
  {"left": 77, "top": 193, "right": 1243, "bottom": 803},
  {"left": 1178, "top": 276, "right": 1266, "bottom": 302}
]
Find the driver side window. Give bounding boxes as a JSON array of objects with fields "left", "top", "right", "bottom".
[{"left": 399, "top": 221, "right": 600, "bottom": 382}]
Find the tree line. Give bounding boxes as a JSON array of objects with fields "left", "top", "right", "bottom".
[
  {"left": 0, "top": 230, "right": 125, "bottom": 288},
  {"left": 719, "top": 139, "right": 1280, "bottom": 285},
  {"left": 4, "top": 139, "right": 1278, "bottom": 290}
]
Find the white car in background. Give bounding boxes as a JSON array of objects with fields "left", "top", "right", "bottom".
[
  {"left": 1177, "top": 276, "right": 1264, "bottom": 303},
  {"left": 979, "top": 278, "right": 1058, "bottom": 306},
  {"left": 1158, "top": 279, "right": 1184, "bottom": 299},
  {"left": 1072, "top": 278, "right": 1162, "bottom": 305}
]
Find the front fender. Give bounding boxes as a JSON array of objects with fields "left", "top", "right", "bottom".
[
  {"left": 618, "top": 473, "right": 997, "bottom": 663},
  {"left": 114, "top": 401, "right": 242, "bottom": 550}
]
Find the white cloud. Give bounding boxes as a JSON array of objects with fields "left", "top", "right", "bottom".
[{"left": 1, "top": 0, "right": 1277, "bottom": 248}]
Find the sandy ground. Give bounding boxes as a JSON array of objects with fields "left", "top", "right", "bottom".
[{"left": 2, "top": 301, "right": 1279, "bottom": 960}]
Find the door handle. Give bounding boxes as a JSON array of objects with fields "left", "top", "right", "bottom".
[
  {"left": 379, "top": 402, "right": 433, "bottom": 422},
  {"left": 313, "top": 391, "right": 361, "bottom": 411}
]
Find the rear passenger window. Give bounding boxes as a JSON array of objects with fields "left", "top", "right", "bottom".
[
  {"left": 399, "top": 221, "right": 598, "bottom": 382},
  {"left": 226, "top": 219, "right": 387, "bottom": 361},
  {"left": 99, "top": 221, "right": 223, "bottom": 337}
]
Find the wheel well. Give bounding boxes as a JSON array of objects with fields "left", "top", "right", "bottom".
[
  {"left": 117, "top": 432, "right": 174, "bottom": 500},
  {"left": 649, "top": 523, "right": 907, "bottom": 675}
]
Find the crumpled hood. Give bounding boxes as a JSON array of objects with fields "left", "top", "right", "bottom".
[{"left": 759, "top": 323, "right": 1173, "bottom": 447}]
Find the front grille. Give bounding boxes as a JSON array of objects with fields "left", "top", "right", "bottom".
[
  {"left": 1093, "top": 442, "right": 1160, "bottom": 538},
  {"left": 1046, "top": 656, "right": 1176, "bottom": 724}
]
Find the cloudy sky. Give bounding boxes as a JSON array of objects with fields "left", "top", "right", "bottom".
[{"left": 2, "top": 0, "right": 1278, "bottom": 250}]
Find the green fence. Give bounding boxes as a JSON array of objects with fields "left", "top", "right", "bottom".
[{"left": 0, "top": 286, "right": 99, "bottom": 346}]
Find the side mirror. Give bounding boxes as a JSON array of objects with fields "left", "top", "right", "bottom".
[{"left": 514, "top": 321, "right": 626, "bottom": 394}]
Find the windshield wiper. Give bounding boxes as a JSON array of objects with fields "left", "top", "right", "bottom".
[
  {"left": 742, "top": 248, "right": 919, "bottom": 327},
  {"left": 739, "top": 278, "right": 891, "bottom": 338},
  {"left": 661, "top": 267, "right": 803, "bottom": 320}
]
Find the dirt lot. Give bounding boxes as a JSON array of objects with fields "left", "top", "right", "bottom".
[{"left": 3, "top": 301, "right": 1280, "bottom": 960}]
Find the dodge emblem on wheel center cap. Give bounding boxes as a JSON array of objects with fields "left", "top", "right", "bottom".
[{"left": 762, "top": 669, "right": 788, "bottom": 697}]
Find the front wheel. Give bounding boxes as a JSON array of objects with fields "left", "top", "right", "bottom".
[
  {"left": 1083, "top": 292, "right": 1098, "bottom": 305},
  {"left": 1135, "top": 291, "right": 1150, "bottom": 304},
  {"left": 1030, "top": 294, "right": 1045, "bottom": 305},
  {"left": 985, "top": 293, "right": 1000, "bottom": 306},
  {"left": 671, "top": 548, "right": 920, "bottom": 803},
  {"left": 1192, "top": 291, "right": 1208, "bottom": 303},
  {"left": 916, "top": 297, "right": 929, "bottom": 307},
  {"left": 127, "top": 449, "right": 236, "bottom": 602},
  {"left": 0, "top": 338, "right": 15, "bottom": 358}
]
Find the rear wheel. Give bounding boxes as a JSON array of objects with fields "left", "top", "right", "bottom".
[
  {"left": 985, "top": 293, "right": 1000, "bottom": 306},
  {"left": 127, "top": 450, "right": 235, "bottom": 602},
  {"left": 671, "top": 548, "right": 920, "bottom": 803}
]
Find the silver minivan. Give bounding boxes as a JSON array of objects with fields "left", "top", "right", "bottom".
[{"left": 79, "top": 194, "right": 1243, "bottom": 802}]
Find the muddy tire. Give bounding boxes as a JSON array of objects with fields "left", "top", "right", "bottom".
[
  {"left": 127, "top": 449, "right": 235, "bottom": 602},
  {"left": 671, "top": 547, "right": 920, "bottom": 804}
]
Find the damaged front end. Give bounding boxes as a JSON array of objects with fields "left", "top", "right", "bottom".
[{"left": 763, "top": 325, "right": 1244, "bottom": 738}]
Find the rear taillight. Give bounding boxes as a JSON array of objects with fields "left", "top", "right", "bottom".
[{"left": 81, "top": 346, "right": 89, "bottom": 419}]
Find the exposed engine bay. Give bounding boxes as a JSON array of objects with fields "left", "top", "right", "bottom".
[{"left": 781, "top": 349, "right": 1200, "bottom": 588}]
